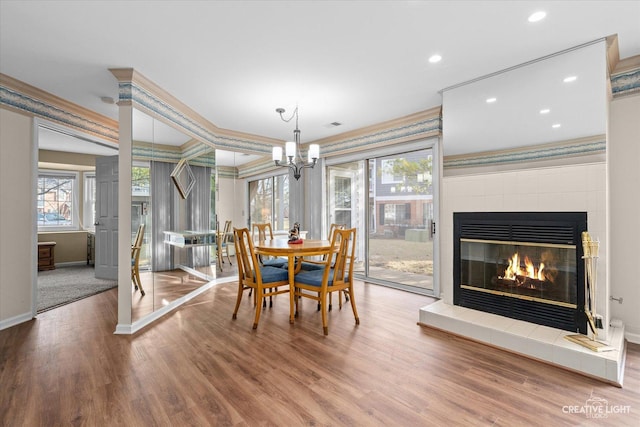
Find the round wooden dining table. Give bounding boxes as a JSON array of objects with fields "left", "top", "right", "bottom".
[{"left": 254, "top": 239, "right": 336, "bottom": 314}]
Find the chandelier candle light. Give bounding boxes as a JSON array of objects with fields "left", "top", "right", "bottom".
[{"left": 272, "top": 107, "right": 320, "bottom": 180}]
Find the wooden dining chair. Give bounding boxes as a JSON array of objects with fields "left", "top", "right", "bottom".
[
  {"left": 250, "top": 222, "right": 287, "bottom": 307},
  {"left": 300, "top": 223, "right": 346, "bottom": 310},
  {"left": 301, "top": 223, "right": 344, "bottom": 271},
  {"left": 232, "top": 227, "right": 292, "bottom": 329},
  {"left": 252, "top": 222, "right": 287, "bottom": 269},
  {"left": 293, "top": 227, "right": 359, "bottom": 335},
  {"left": 215, "top": 220, "right": 233, "bottom": 270},
  {"left": 131, "top": 223, "right": 145, "bottom": 296}
]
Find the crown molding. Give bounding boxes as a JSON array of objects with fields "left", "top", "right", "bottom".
[
  {"left": 310, "top": 106, "right": 441, "bottom": 158},
  {"left": 611, "top": 56, "right": 640, "bottom": 98},
  {"left": 110, "top": 68, "right": 283, "bottom": 155},
  {"left": 443, "top": 135, "right": 605, "bottom": 169},
  {"left": 0, "top": 73, "right": 118, "bottom": 142}
]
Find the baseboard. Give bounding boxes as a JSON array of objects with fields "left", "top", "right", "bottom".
[
  {"left": 625, "top": 331, "right": 640, "bottom": 344},
  {"left": 114, "top": 323, "right": 132, "bottom": 334},
  {"left": 114, "top": 276, "right": 237, "bottom": 335},
  {"left": 0, "top": 311, "right": 34, "bottom": 331},
  {"left": 55, "top": 261, "right": 89, "bottom": 268}
]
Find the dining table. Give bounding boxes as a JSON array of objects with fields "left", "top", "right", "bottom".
[{"left": 254, "top": 238, "right": 336, "bottom": 318}]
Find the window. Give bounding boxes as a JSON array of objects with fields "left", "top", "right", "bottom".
[
  {"left": 248, "top": 174, "right": 289, "bottom": 231},
  {"left": 381, "top": 159, "right": 405, "bottom": 184},
  {"left": 37, "top": 170, "right": 78, "bottom": 229},
  {"left": 383, "top": 203, "right": 408, "bottom": 225}
]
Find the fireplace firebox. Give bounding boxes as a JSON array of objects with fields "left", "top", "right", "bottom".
[{"left": 454, "top": 212, "right": 587, "bottom": 334}]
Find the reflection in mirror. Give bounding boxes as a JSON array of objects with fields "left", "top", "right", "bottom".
[
  {"left": 214, "top": 149, "right": 262, "bottom": 280},
  {"left": 131, "top": 109, "right": 217, "bottom": 322},
  {"left": 442, "top": 40, "right": 607, "bottom": 156}
]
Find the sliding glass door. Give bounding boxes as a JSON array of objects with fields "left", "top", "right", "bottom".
[{"left": 327, "top": 145, "right": 436, "bottom": 295}]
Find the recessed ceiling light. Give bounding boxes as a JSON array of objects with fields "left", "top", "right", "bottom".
[
  {"left": 563, "top": 76, "right": 577, "bottom": 83},
  {"left": 539, "top": 108, "right": 550, "bottom": 114},
  {"left": 486, "top": 97, "right": 497, "bottom": 104},
  {"left": 528, "top": 11, "right": 546, "bottom": 23},
  {"left": 552, "top": 123, "right": 561, "bottom": 129},
  {"left": 428, "top": 54, "right": 442, "bottom": 63}
]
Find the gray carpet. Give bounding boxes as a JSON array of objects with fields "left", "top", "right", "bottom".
[{"left": 38, "top": 265, "right": 117, "bottom": 312}]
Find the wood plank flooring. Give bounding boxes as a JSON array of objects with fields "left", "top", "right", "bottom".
[{"left": 1, "top": 280, "right": 639, "bottom": 426}]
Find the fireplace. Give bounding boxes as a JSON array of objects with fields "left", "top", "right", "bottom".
[{"left": 453, "top": 212, "right": 587, "bottom": 334}]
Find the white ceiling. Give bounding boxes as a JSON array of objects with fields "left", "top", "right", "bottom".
[{"left": 2, "top": 1, "right": 639, "bottom": 164}]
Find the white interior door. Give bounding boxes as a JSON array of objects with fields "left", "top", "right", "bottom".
[{"left": 95, "top": 155, "right": 118, "bottom": 279}]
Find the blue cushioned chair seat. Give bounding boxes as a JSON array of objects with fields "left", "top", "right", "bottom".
[
  {"left": 262, "top": 257, "right": 287, "bottom": 268},
  {"left": 300, "top": 261, "right": 325, "bottom": 271},
  {"left": 294, "top": 268, "right": 349, "bottom": 287},
  {"left": 256, "top": 265, "right": 289, "bottom": 283}
]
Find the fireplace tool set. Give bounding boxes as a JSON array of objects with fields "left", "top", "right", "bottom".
[
  {"left": 582, "top": 231, "right": 600, "bottom": 339},
  {"left": 565, "top": 231, "right": 613, "bottom": 351}
]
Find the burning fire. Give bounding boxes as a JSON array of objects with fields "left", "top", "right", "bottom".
[{"left": 503, "top": 253, "right": 546, "bottom": 281}]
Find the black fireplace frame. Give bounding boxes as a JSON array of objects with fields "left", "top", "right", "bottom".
[{"left": 453, "top": 212, "right": 587, "bottom": 334}]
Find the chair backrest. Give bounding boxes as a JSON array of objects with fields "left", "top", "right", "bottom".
[
  {"left": 221, "top": 220, "right": 232, "bottom": 244},
  {"left": 133, "top": 223, "right": 145, "bottom": 248},
  {"left": 131, "top": 223, "right": 145, "bottom": 264},
  {"left": 252, "top": 223, "right": 274, "bottom": 241},
  {"left": 328, "top": 223, "right": 345, "bottom": 240},
  {"left": 234, "top": 227, "right": 260, "bottom": 284},
  {"left": 331, "top": 228, "right": 356, "bottom": 284},
  {"left": 323, "top": 223, "right": 345, "bottom": 261}
]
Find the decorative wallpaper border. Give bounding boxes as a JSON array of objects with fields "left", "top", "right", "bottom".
[
  {"left": 132, "top": 143, "right": 215, "bottom": 168},
  {"left": 320, "top": 117, "right": 441, "bottom": 156},
  {"left": 217, "top": 166, "right": 238, "bottom": 179},
  {"left": 0, "top": 86, "right": 118, "bottom": 141},
  {"left": 121, "top": 82, "right": 272, "bottom": 155},
  {"left": 4, "top": 65, "right": 633, "bottom": 175},
  {"left": 611, "top": 67, "right": 640, "bottom": 97},
  {"left": 443, "top": 138, "right": 606, "bottom": 169}
]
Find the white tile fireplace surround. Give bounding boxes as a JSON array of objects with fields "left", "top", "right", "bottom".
[{"left": 420, "top": 161, "right": 627, "bottom": 384}]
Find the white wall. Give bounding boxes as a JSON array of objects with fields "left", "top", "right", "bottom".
[
  {"left": 440, "top": 161, "right": 609, "bottom": 338},
  {"left": 0, "top": 108, "right": 35, "bottom": 329},
  {"left": 609, "top": 93, "right": 640, "bottom": 343}
]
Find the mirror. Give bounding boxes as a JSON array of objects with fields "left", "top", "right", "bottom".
[
  {"left": 131, "top": 109, "right": 217, "bottom": 321},
  {"left": 442, "top": 39, "right": 607, "bottom": 156}
]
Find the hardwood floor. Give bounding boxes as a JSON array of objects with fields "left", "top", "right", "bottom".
[{"left": 1, "top": 281, "right": 639, "bottom": 426}]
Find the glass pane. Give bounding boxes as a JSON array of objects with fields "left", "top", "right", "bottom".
[
  {"left": 328, "top": 161, "right": 365, "bottom": 273},
  {"left": 274, "top": 174, "right": 289, "bottom": 231},
  {"left": 461, "top": 239, "right": 577, "bottom": 306},
  {"left": 367, "top": 149, "right": 434, "bottom": 292},
  {"left": 249, "top": 177, "right": 273, "bottom": 225},
  {"left": 37, "top": 172, "right": 75, "bottom": 228}
]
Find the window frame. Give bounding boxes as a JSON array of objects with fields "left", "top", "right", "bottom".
[{"left": 37, "top": 169, "right": 79, "bottom": 231}]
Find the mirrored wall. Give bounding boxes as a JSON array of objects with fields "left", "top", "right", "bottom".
[{"left": 131, "top": 109, "right": 218, "bottom": 321}]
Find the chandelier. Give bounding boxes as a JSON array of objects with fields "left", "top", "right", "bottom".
[{"left": 272, "top": 107, "right": 320, "bottom": 180}]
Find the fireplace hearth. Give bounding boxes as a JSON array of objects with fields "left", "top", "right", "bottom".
[{"left": 454, "top": 212, "right": 587, "bottom": 334}]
